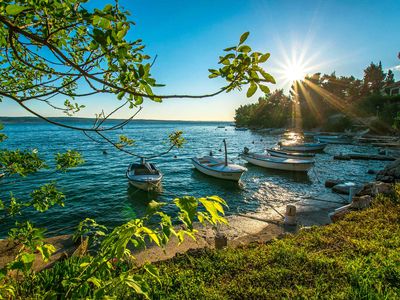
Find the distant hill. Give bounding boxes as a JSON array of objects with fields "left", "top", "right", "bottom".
[{"left": 0, "top": 116, "right": 230, "bottom": 125}]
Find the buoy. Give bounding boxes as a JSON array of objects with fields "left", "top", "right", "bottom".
[
  {"left": 252, "top": 141, "right": 255, "bottom": 144},
  {"left": 215, "top": 232, "right": 227, "bottom": 249},
  {"left": 102, "top": 150, "right": 107, "bottom": 155},
  {"left": 284, "top": 205, "right": 297, "bottom": 226},
  {"left": 174, "top": 155, "right": 177, "bottom": 159}
]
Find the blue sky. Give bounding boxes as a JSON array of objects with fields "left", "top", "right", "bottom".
[{"left": 2, "top": 0, "right": 400, "bottom": 120}]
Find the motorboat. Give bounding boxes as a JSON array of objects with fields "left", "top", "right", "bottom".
[
  {"left": 126, "top": 159, "right": 163, "bottom": 191},
  {"left": 267, "top": 148, "right": 316, "bottom": 160},
  {"left": 315, "top": 135, "right": 353, "bottom": 144},
  {"left": 192, "top": 139, "right": 247, "bottom": 181},
  {"left": 241, "top": 150, "right": 314, "bottom": 172},
  {"left": 279, "top": 142, "right": 327, "bottom": 152}
]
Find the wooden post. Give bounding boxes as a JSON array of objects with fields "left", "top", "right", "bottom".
[
  {"left": 215, "top": 232, "right": 228, "bottom": 249},
  {"left": 284, "top": 205, "right": 297, "bottom": 226}
]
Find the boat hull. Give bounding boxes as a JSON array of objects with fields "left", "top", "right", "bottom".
[
  {"left": 267, "top": 149, "right": 315, "bottom": 160},
  {"left": 280, "top": 143, "right": 327, "bottom": 152},
  {"left": 316, "top": 136, "right": 353, "bottom": 144},
  {"left": 241, "top": 154, "right": 314, "bottom": 172},
  {"left": 128, "top": 178, "right": 162, "bottom": 191},
  {"left": 191, "top": 158, "right": 245, "bottom": 181}
]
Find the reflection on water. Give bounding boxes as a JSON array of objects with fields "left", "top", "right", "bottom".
[
  {"left": 0, "top": 121, "right": 388, "bottom": 237},
  {"left": 190, "top": 169, "right": 245, "bottom": 192}
]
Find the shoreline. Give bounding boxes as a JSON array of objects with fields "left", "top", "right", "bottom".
[{"left": 0, "top": 189, "right": 346, "bottom": 271}]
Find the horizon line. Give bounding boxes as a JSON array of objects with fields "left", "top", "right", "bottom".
[{"left": 0, "top": 116, "right": 234, "bottom": 123}]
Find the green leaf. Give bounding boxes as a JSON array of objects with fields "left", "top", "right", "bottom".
[
  {"left": 223, "top": 46, "right": 236, "bottom": 52},
  {"left": 259, "top": 84, "right": 270, "bottom": 94},
  {"left": 259, "top": 53, "right": 271, "bottom": 63},
  {"left": 143, "top": 263, "right": 160, "bottom": 281},
  {"left": 239, "top": 32, "right": 250, "bottom": 45},
  {"left": 6, "top": 4, "right": 29, "bottom": 15},
  {"left": 247, "top": 82, "right": 257, "bottom": 97},
  {"left": 259, "top": 70, "right": 276, "bottom": 84},
  {"left": 87, "top": 277, "right": 102, "bottom": 288},
  {"left": 238, "top": 45, "right": 251, "bottom": 53}
]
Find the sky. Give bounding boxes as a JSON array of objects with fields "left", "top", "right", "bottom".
[{"left": 2, "top": 0, "right": 400, "bottom": 121}]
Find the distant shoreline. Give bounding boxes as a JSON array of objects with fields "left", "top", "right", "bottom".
[{"left": 0, "top": 116, "right": 233, "bottom": 124}]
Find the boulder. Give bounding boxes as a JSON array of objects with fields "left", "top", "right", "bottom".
[
  {"left": 349, "top": 195, "right": 373, "bottom": 210},
  {"left": 376, "top": 159, "right": 400, "bottom": 183},
  {"left": 332, "top": 182, "right": 363, "bottom": 195},
  {"left": 356, "top": 181, "right": 393, "bottom": 197}
]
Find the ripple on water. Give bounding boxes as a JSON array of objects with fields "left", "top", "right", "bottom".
[{"left": 0, "top": 121, "right": 388, "bottom": 237}]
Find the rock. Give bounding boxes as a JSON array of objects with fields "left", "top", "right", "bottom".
[
  {"left": 349, "top": 195, "right": 373, "bottom": 210},
  {"left": 356, "top": 182, "right": 393, "bottom": 197},
  {"left": 332, "top": 182, "right": 363, "bottom": 195},
  {"left": 376, "top": 159, "right": 400, "bottom": 183},
  {"left": 325, "top": 179, "right": 344, "bottom": 188},
  {"left": 329, "top": 205, "right": 351, "bottom": 222}
]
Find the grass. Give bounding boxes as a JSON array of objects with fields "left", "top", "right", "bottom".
[
  {"left": 9, "top": 191, "right": 400, "bottom": 299},
  {"left": 143, "top": 193, "right": 400, "bottom": 299}
]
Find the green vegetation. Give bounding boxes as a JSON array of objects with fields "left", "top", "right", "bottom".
[
  {"left": 142, "top": 187, "right": 400, "bottom": 299},
  {"left": 5, "top": 186, "right": 399, "bottom": 298},
  {"left": 0, "top": 1, "right": 275, "bottom": 298},
  {"left": 235, "top": 61, "right": 400, "bottom": 132}
]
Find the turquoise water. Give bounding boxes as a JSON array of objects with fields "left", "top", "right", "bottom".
[{"left": 0, "top": 120, "right": 387, "bottom": 237}]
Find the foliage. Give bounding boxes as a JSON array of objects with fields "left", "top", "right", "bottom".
[
  {"left": 357, "top": 94, "right": 400, "bottom": 132},
  {"left": 362, "top": 61, "right": 386, "bottom": 95},
  {"left": 321, "top": 115, "right": 353, "bottom": 132},
  {"left": 30, "top": 182, "right": 66, "bottom": 212},
  {"left": 133, "top": 189, "right": 399, "bottom": 299},
  {"left": 0, "top": 149, "right": 47, "bottom": 177},
  {"left": 55, "top": 150, "right": 84, "bottom": 171},
  {"left": 0, "top": 123, "right": 6, "bottom": 142},
  {"left": 0, "top": 123, "right": 228, "bottom": 299},
  {"left": 1, "top": 196, "right": 228, "bottom": 299},
  {"left": 0, "top": 1, "right": 273, "bottom": 298},
  {"left": 208, "top": 32, "right": 275, "bottom": 97},
  {"left": 7, "top": 187, "right": 400, "bottom": 298},
  {"left": 234, "top": 89, "right": 291, "bottom": 128},
  {"left": 234, "top": 60, "right": 399, "bottom": 130},
  {"left": 0, "top": 1, "right": 273, "bottom": 114}
]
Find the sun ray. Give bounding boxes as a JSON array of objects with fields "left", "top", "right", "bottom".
[{"left": 296, "top": 81, "right": 323, "bottom": 124}]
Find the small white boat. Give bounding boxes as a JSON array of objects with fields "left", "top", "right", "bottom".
[
  {"left": 315, "top": 135, "right": 353, "bottom": 144},
  {"left": 279, "top": 142, "right": 327, "bottom": 152},
  {"left": 267, "top": 148, "right": 315, "bottom": 160},
  {"left": 241, "top": 151, "right": 314, "bottom": 172},
  {"left": 192, "top": 139, "right": 247, "bottom": 181},
  {"left": 192, "top": 156, "right": 247, "bottom": 181},
  {"left": 0, "top": 173, "right": 4, "bottom": 179},
  {"left": 126, "top": 159, "right": 163, "bottom": 191}
]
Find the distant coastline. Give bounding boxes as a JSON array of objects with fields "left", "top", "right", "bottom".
[{"left": 0, "top": 116, "right": 232, "bottom": 124}]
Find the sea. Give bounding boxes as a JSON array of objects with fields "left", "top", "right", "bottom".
[{"left": 0, "top": 119, "right": 388, "bottom": 237}]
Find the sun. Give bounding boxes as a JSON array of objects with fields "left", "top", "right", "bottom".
[{"left": 284, "top": 62, "right": 307, "bottom": 82}]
